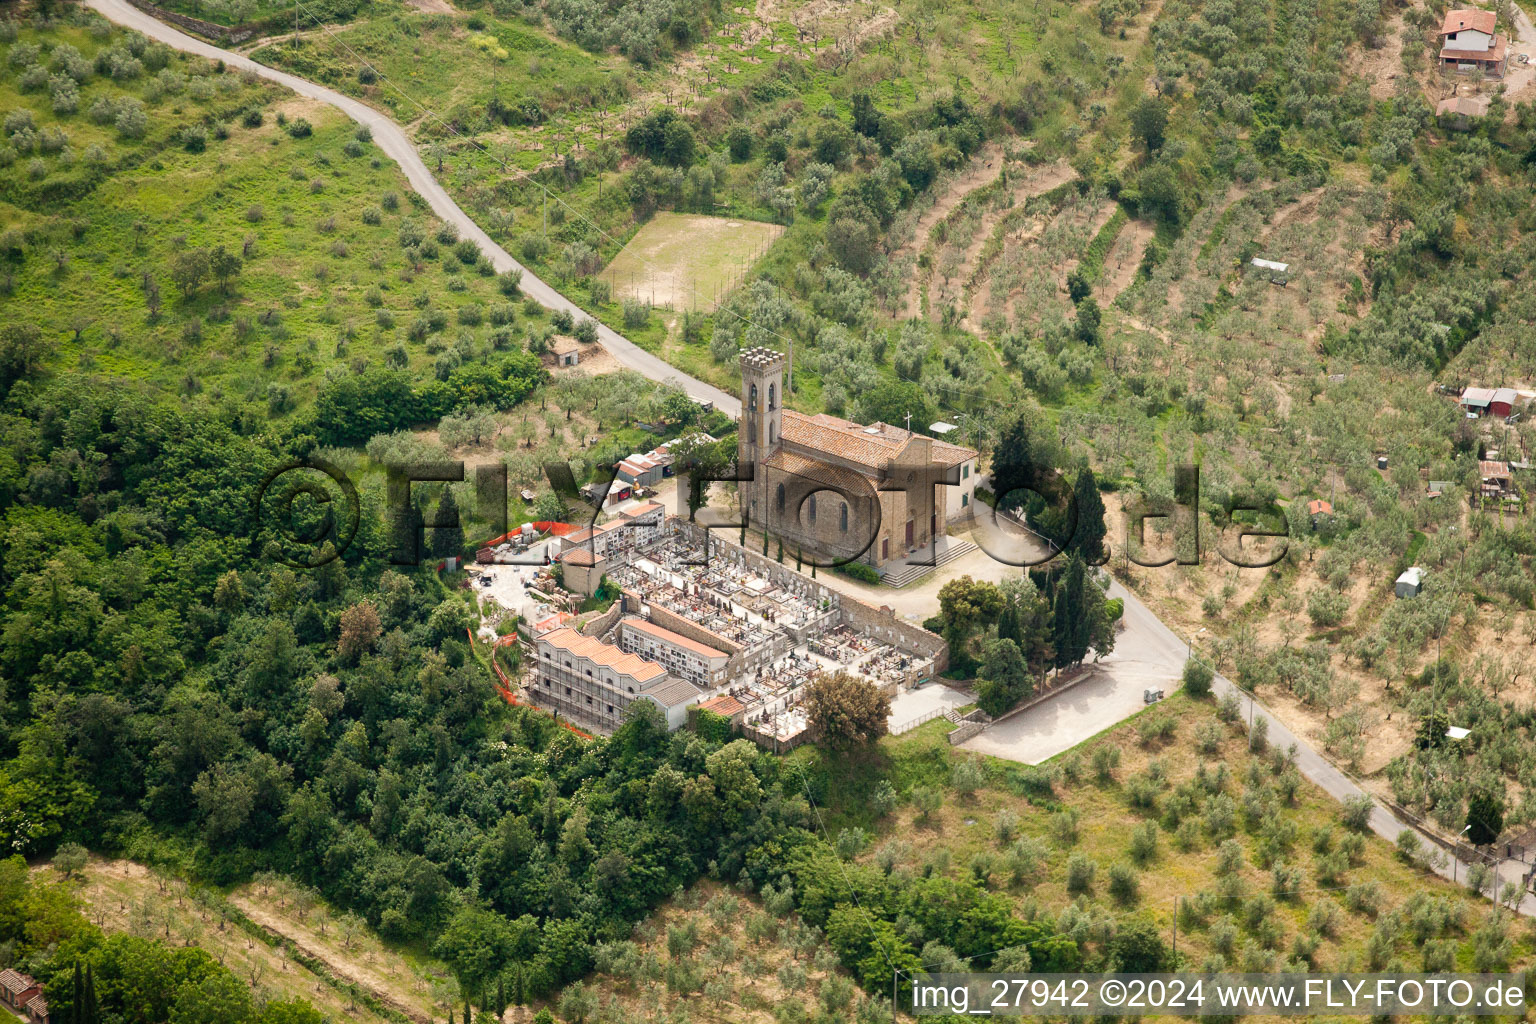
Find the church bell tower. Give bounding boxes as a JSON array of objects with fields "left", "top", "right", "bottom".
[{"left": 738, "top": 347, "right": 785, "bottom": 523}]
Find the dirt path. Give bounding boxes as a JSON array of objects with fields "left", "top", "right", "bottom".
[
  {"left": 53, "top": 859, "right": 402, "bottom": 1024},
  {"left": 1501, "top": 2, "right": 1536, "bottom": 107},
  {"left": 890, "top": 143, "right": 1006, "bottom": 317},
  {"left": 1100, "top": 217, "right": 1154, "bottom": 303},
  {"left": 952, "top": 160, "right": 1077, "bottom": 328},
  {"left": 231, "top": 895, "right": 438, "bottom": 1024}
]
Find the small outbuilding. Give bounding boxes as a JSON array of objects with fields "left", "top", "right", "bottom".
[
  {"left": 1395, "top": 566, "right": 1425, "bottom": 599},
  {"left": 550, "top": 338, "right": 580, "bottom": 367},
  {"left": 1248, "top": 257, "right": 1290, "bottom": 285},
  {"left": 1461, "top": 386, "right": 1496, "bottom": 415},
  {"left": 1491, "top": 387, "right": 1518, "bottom": 418}
]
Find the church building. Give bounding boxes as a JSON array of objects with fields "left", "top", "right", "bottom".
[{"left": 737, "top": 347, "right": 978, "bottom": 573}]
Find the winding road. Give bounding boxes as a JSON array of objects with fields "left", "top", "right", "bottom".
[
  {"left": 93, "top": 0, "right": 1536, "bottom": 918},
  {"left": 86, "top": 0, "right": 742, "bottom": 418}
]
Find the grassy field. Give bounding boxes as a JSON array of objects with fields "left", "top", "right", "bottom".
[
  {"left": 788, "top": 692, "right": 1535, "bottom": 978},
  {"left": 603, "top": 211, "right": 783, "bottom": 312}
]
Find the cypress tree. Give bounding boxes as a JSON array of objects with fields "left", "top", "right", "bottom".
[
  {"left": 1052, "top": 556, "right": 1090, "bottom": 668},
  {"left": 432, "top": 487, "right": 465, "bottom": 559},
  {"left": 85, "top": 964, "right": 97, "bottom": 1024},
  {"left": 1070, "top": 465, "right": 1107, "bottom": 564},
  {"left": 71, "top": 962, "right": 82, "bottom": 1024}
]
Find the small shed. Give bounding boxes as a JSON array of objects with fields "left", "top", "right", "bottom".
[
  {"left": 550, "top": 338, "right": 580, "bottom": 367},
  {"left": 1461, "top": 386, "right": 1496, "bottom": 415},
  {"left": 1395, "top": 566, "right": 1425, "bottom": 599},
  {"left": 1481, "top": 459, "right": 1512, "bottom": 494},
  {"left": 1249, "top": 257, "right": 1290, "bottom": 285},
  {"left": 1436, "top": 94, "right": 1487, "bottom": 130},
  {"left": 1492, "top": 387, "right": 1518, "bottom": 418},
  {"left": 930, "top": 421, "right": 960, "bottom": 436}
]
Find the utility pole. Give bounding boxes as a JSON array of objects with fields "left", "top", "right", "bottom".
[{"left": 1171, "top": 897, "right": 1178, "bottom": 962}]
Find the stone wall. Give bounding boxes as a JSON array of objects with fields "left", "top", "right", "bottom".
[
  {"left": 124, "top": 0, "right": 266, "bottom": 43},
  {"left": 579, "top": 597, "right": 627, "bottom": 640},
  {"left": 838, "top": 595, "right": 949, "bottom": 675},
  {"left": 668, "top": 517, "right": 950, "bottom": 676}
]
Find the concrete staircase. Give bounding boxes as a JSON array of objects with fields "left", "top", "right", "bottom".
[{"left": 879, "top": 537, "right": 977, "bottom": 588}]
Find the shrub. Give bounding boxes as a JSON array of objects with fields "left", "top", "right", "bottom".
[
  {"left": 1247, "top": 714, "right": 1268, "bottom": 753},
  {"left": 1091, "top": 744, "right": 1121, "bottom": 783},
  {"left": 622, "top": 298, "right": 650, "bottom": 329},
  {"left": 836, "top": 561, "right": 879, "bottom": 584},
  {"left": 286, "top": 117, "right": 313, "bottom": 138},
  {"left": 1128, "top": 821, "right": 1159, "bottom": 865},
  {"left": 1107, "top": 862, "right": 1139, "bottom": 905},
  {"left": 1340, "top": 794, "right": 1373, "bottom": 833},
  {"left": 1183, "top": 657, "right": 1214, "bottom": 698},
  {"left": 1065, "top": 854, "right": 1096, "bottom": 895},
  {"left": 574, "top": 319, "right": 598, "bottom": 344}
]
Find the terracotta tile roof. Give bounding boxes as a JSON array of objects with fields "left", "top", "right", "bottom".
[
  {"left": 1307, "top": 499, "right": 1332, "bottom": 515},
  {"left": 622, "top": 617, "right": 728, "bottom": 660},
  {"left": 540, "top": 627, "right": 666, "bottom": 682},
  {"left": 562, "top": 549, "right": 598, "bottom": 566},
  {"left": 1441, "top": 34, "right": 1506, "bottom": 61},
  {"left": 780, "top": 410, "right": 977, "bottom": 470},
  {"left": 639, "top": 675, "right": 703, "bottom": 708},
  {"left": 1438, "top": 95, "right": 1488, "bottom": 117},
  {"left": 533, "top": 611, "right": 574, "bottom": 634},
  {"left": 25, "top": 994, "right": 46, "bottom": 1016},
  {"left": 0, "top": 971, "right": 36, "bottom": 995},
  {"left": 621, "top": 501, "right": 664, "bottom": 518},
  {"left": 1440, "top": 8, "right": 1497, "bottom": 35},
  {"left": 697, "top": 693, "right": 745, "bottom": 717},
  {"left": 764, "top": 449, "right": 876, "bottom": 497}
]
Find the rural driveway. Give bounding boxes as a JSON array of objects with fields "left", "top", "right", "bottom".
[
  {"left": 86, "top": 0, "right": 742, "bottom": 418},
  {"left": 961, "top": 583, "right": 1187, "bottom": 764}
]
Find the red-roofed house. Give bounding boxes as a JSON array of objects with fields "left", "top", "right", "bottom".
[
  {"left": 1, "top": 972, "right": 41, "bottom": 1017},
  {"left": 1438, "top": 9, "right": 1508, "bottom": 74}
]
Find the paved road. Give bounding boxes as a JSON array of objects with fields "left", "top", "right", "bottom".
[
  {"left": 1109, "top": 579, "right": 1536, "bottom": 916},
  {"left": 962, "top": 584, "right": 1187, "bottom": 764},
  {"left": 87, "top": 0, "right": 742, "bottom": 418}
]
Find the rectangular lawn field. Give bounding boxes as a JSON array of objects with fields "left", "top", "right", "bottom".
[{"left": 604, "top": 212, "right": 784, "bottom": 313}]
